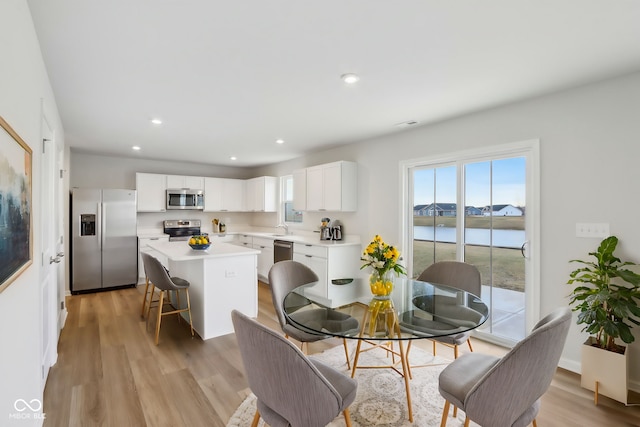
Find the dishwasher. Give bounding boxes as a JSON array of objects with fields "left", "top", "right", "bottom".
[{"left": 273, "top": 240, "right": 293, "bottom": 263}]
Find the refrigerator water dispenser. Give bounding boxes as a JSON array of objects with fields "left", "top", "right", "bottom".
[{"left": 80, "top": 214, "right": 96, "bottom": 236}]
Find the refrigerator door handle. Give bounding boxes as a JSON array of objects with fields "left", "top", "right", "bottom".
[{"left": 98, "top": 202, "right": 104, "bottom": 250}]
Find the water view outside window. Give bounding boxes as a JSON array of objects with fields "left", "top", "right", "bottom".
[{"left": 411, "top": 156, "right": 526, "bottom": 342}]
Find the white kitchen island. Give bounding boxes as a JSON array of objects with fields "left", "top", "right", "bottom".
[{"left": 146, "top": 240, "right": 260, "bottom": 340}]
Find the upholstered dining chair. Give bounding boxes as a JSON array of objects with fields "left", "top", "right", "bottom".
[
  {"left": 268, "top": 260, "right": 359, "bottom": 368},
  {"left": 416, "top": 261, "right": 482, "bottom": 358},
  {"left": 231, "top": 310, "right": 358, "bottom": 427},
  {"left": 141, "top": 252, "right": 194, "bottom": 345},
  {"left": 438, "top": 307, "right": 571, "bottom": 427}
]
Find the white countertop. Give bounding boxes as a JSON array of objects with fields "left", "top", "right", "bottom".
[
  {"left": 147, "top": 240, "right": 260, "bottom": 261},
  {"left": 234, "top": 231, "right": 361, "bottom": 247}
]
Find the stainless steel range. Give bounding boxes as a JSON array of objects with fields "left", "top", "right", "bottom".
[{"left": 163, "top": 219, "right": 201, "bottom": 241}]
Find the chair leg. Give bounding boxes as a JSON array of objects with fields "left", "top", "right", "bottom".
[
  {"left": 184, "top": 288, "right": 194, "bottom": 337},
  {"left": 440, "top": 400, "right": 450, "bottom": 427},
  {"left": 453, "top": 406, "right": 457, "bottom": 417},
  {"left": 146, "top": 284, "right": 156, "bottom": 319},
  {"left": 532, "top": 419, "right": 538, "bottom": 427},
  {"left": 342, "top": 338, "right": 351, "bottom": 369},
  {"left": 464, "top": 417, "right": 470, "bottom": 427},
  {"left": 433, "top": 339, "right": 437, "bottom": 356},
  {"left": 155, "top": 290, "right": 165, "bottom": 345},
  {"left": 454, "top": 344, "right": 459, "bottom": 359},
  {"left": 343, "top": 408, "right": 353, "bottom": 427},
  {"left": 467, "top": 337, "right": 474, "bottom": 352},
  {"left": 250, "top": 409, "right": 260, "bottom": 427},
  {"left": 141, "top": 276, "right": 150, "bottom": 317},
  {"left": 176, "top": 289, "right": 182, "bottom": 323}
]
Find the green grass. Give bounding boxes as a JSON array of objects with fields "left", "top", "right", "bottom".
[
  {"left": 413, "top": 215, "right": 524, "bottom": 230},
  {"left": 411, "top": 227, "right": 525, "bottom": 293}
]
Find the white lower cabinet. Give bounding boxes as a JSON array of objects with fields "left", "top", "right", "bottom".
[
  {"left": 253, "top": 237, "right": 274, "bottom": 282},
  {"left": 293, "top": 242, "right": 360, "bottom": 307},
  {"left": 138, "top": 236, "right": 169, "bottom": 280}
]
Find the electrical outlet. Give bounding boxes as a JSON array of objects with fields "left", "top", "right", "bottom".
[
  {"left": 576, "top": 222, "right": 610, "bottom": 238},
  {"left": 225, "top": 270, "right": 237, "bottom": 278}
]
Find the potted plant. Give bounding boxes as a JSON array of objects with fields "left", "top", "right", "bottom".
[{"left": 567, "top": 235, "right": 640, "bottom": 404}]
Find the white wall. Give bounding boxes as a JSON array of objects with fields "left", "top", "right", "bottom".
[
  {"left": 256, "top": 72, "right": 640, "bottom": 388},
  {"left": 0, "top": 1, "right": 65, "bottom": 425}
]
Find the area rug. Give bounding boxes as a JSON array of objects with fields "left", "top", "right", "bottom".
[{"left": 226, "top": 343, "right": 478, "bottom": 427}]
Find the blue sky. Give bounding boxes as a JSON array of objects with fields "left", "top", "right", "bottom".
[{"left": 413, "top": 157, "right": 525, "bottom": 207}]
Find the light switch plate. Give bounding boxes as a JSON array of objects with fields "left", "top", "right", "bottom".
[{"left": 576, "top": 223, "right": 610, "bottom": 238}]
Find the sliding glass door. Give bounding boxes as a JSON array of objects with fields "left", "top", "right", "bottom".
[{"left": 404, "top": 141, "right": 538, "bottom": 345}]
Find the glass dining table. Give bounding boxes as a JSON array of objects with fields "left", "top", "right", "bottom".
[{"left": 283, "top": 277, "right": 489, "bottom": 422}]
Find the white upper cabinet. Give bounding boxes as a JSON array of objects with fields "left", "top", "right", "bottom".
[
  {"left": 204, "top": 177, "right": 245, "bottom": 212},
  {"left": 166, "top": 174, "right": 204, "bottom": 190},
  {"left": 292, "top": 168, "right": 306, "bottom": 211},
  {"left": 305, "top": 161, "right": 357, "bottom": 212},
  {"left": 136, "top": 173, "right": 167, "bottom": 212},
  {"left": 245, "top": 176, "right": 278, "bottom": 212}
]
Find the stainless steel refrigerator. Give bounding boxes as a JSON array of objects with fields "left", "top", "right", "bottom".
[{"left": 71, "top": 188, "right": 138, "bottom": 293}]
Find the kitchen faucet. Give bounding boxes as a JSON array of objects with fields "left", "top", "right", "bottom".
[{"left": 276, "top": 223, "right": 290, "bottom": 235}]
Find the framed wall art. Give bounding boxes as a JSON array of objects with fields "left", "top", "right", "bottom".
[{"left": 0, "top": 116, "right": 33, "bottom": 293}]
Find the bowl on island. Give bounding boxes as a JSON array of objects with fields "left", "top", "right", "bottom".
[{"left": 188, "top": 235, "right": 211, "bottom": 250}]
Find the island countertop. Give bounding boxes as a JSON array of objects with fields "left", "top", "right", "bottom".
[{"left": 147, "top": 240, "right": 260, "bottom": 261}]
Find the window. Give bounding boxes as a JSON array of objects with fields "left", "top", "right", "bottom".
[
  {"left": 281, "top": 175, "right": 302, "bottom": 223},
  {"left": 402, "top": 140, "right": 539, "bottom": 346}
]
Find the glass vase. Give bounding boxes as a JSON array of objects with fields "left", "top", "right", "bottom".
[{"left": 369, "top": 270, "right": 394, "bottom": 297}]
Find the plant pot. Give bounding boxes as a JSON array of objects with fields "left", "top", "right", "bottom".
[{"left": 580, "top": 336, "right": 637, "bottom": 405}]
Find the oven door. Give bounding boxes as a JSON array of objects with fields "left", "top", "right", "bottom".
[{"left": 166, "top": 189, "right": 204, "bottom": 210}]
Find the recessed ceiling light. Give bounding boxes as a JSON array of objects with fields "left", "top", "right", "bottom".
[
  {"left": 341, "top": 73, "right": 360, "bottom": 84},
  {"left": 230, "top": 156, "right": 237, "bottom": 161},
  {"left": 132, "top": 146, "right": 141, "bottom": 151},
  {"left": 150, "top": 118, "right": 162, "bottom": 125},
  {"left": 276, "top": 139, "right": 284, "bottom": 144}
]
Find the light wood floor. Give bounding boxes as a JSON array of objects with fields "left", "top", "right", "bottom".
[{"left": 43, "top": 282, "right": 640, "bottom": 426}]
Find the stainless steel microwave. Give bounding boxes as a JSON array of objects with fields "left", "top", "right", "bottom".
[{"left": 166, "top": 189, "right": 204, "bottom": 210}]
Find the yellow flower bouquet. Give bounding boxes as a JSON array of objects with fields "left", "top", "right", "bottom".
[{"left": 361, "top": 235, "right": 407, "bottom": 297}]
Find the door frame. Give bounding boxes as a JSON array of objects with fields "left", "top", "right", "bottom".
[{"left": 399, "top": 139, "right": 540, "bottom": 343}]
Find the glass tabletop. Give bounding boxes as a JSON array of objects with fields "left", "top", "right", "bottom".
[{"left": 283, "top": 277, "right": 489, "bottom": 341}]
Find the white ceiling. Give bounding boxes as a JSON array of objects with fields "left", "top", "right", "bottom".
[{"left": 27, "top": 0, "right": 640, "bottom": 167}]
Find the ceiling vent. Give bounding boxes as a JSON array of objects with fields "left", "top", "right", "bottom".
[{"left": 395, "top": 120, "right": 419, "bottom": 129}]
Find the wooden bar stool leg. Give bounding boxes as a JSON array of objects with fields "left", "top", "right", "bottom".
[
  {"left": 250, "top": 410, "right": 260, "bottom": 427},
  {"left": 141, "top": 276, "right": 150, "bottom": 317},
  {"left": 146, "top": 284, "right": 155, "bottom": 320},
  {"left": 185, "top": 288, "right": 194, "bottom": 336},
  {"left": 155, "top": 290, "right": 165, "bottom": 345}
]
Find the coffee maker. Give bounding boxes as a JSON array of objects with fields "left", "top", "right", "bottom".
[{"left": 331, "top": 220, "right": 343, "bottom": 241}]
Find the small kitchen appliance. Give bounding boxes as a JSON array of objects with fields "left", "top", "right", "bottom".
[
  {"left": 331, "top": 220, "right": 343, "bottom": 241},
  {"left": 320, "top": 217, "right": 333, "bottom": 240},
  {"left": 163, "top": 219, "right": 202, "bottom": 241}
]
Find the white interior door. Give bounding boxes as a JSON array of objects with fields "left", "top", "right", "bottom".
[{"left": 40, "top": 114, "right": 59, "bottom": 390}]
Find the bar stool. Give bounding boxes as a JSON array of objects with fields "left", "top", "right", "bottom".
[{"left": 141, "top": 252, "right": 194, "bottom": 345}]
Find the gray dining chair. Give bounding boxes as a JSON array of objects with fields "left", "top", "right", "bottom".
[
  {"left": 416, "top": 261, "right": 482, "bottom": 358},
  {"left": 438, "top": 307, "right": 571, "bottom": 427},
  {"left": 268, "top": 260, "right": 359, "bottom": 368},
  {"left": 141, "top": 252, "right": 194, "bottom": 345},
  {"left": 231, "top": 310, "right": 358, "bottom": 427}
]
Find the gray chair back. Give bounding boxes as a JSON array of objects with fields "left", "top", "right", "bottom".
[
  {"left": 231, "top": 310, "right": 355, "bottom": 427},
  {"left": 463, "top": 307, "right": 572, "bottom": 426},
  {"left": 268, "top": 260, "right": 319, "bottom": 330},
  {"left": 141, "top": 252, "right": 187, "bottom": 291},
  {"left": 417, "top": 261, "right": 481, "bottom": 296}
]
